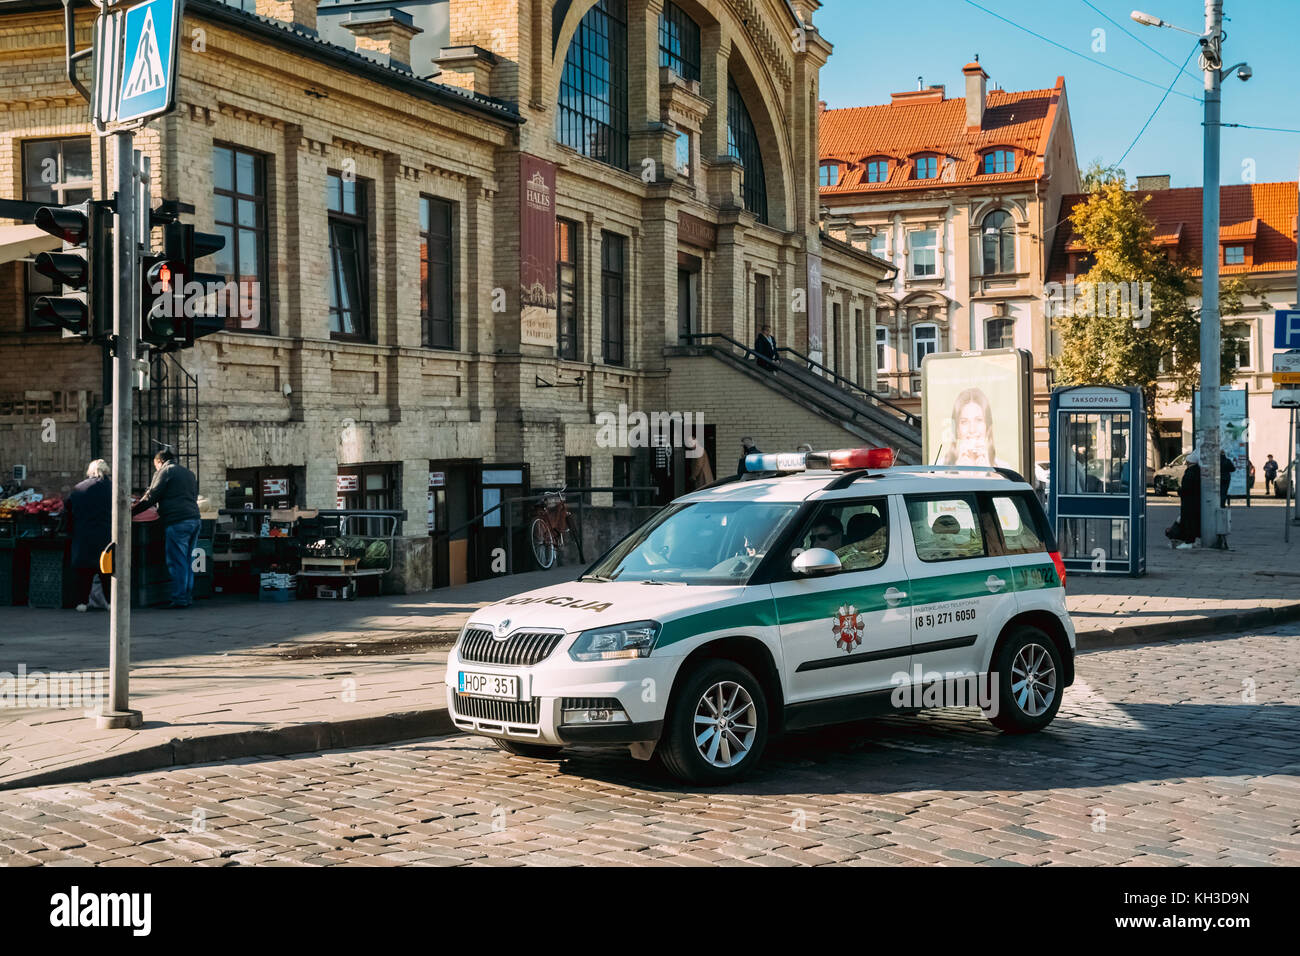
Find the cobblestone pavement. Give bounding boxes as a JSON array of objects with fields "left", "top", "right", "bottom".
[{"left": 1, "top": 624, "right": 1297, "bottom": 867}]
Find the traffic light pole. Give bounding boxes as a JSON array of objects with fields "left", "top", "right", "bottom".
[{"left": 98, "top": 130, "right": 142, "bottom": 730}]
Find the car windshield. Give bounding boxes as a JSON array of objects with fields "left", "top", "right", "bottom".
[{"left": 582, "top": 501, "right": 799, "bottom": 586}]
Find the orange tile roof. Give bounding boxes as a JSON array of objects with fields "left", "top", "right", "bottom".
[
  {"left": 1049, "top": 182, "right": 1299, "bottom": 280},
  {"left": 818, "top": 77, "right": 1065, "bottom": 195}
]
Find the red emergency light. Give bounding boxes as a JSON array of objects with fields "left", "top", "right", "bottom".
[{"left": 825, "top": 447, "right": 896, "bottom": 470}]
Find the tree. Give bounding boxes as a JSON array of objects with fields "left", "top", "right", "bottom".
[
  {"left": 1081, "top": 159, "right": 1126, "bottom": 192},
  {"left": 1050, "top": 180, "right": 1249, "bottom": 467}
]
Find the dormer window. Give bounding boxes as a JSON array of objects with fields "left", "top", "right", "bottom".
[
  {"left": 865, "top": 159, "right": 889, "bottom": 183},
  {"left": 1224, "top": 245, "right": 1245, "bottom": 265},
  {"left": 914, "top": 154, "right": 938, "bottom": 179},
  {"left": 819, "top": 162, "right": 840, "bottom": 187},
  {"left": 981, "top": 149, "right": 1016, "bottom": 174}
]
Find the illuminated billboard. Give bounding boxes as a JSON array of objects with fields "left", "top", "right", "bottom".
[{"left": 920, "top": 348, "right": 1034, "bottom": 478}]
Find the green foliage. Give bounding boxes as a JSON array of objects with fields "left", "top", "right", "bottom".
[
  {"left": 1081, "top": 159, "right": 1126, "bottom": 192},
  {"left": 1050, "top": 183, "right": 1249, "bottom": 465}
]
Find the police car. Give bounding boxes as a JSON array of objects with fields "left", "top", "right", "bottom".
[{"left": 447, "top": 447, "right": 1075, "bottom": 784}]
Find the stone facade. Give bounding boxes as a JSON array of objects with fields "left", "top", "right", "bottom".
[{"left": 0, "top": 0, "right": 887, "bottom": 589}]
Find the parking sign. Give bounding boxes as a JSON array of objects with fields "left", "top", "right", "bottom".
[
  {"left": 1277, "top": 310, "right": 1300, "bottom": 350},
  {"left": 115, "top": 0, "right": 183, "bottom": 124}
]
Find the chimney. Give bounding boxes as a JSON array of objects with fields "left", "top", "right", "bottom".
[
  {"left": 343, "top": 10, "right": 423, "bottom": 71},
  {"left": 963, "top": 57, "right": 988, "bottom": 130},
  {"left": 256, "top": 0, "right": 318, "bottom": 33},
  {"left": 1136, "top": 174, "right": 1172, "bottom": 191},
  {"left": 818, "top": 100, "right": 827, "bottom": 112},
  {"left": 434, "top": 45, "right": 499, "bottom": 97}
]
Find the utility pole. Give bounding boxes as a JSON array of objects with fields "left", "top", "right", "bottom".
[
  {"left": 98, "top": 131, "right": 141, "bottom": 730},
  {"left": 1198, "top": 0, "right": 1225, "bottom": 549}
]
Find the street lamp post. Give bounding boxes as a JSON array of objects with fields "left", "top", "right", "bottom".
[{"left": 1131, "top": 3, "right": 1251, "bottom": 549}]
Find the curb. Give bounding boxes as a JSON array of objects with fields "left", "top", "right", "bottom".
[
  {"left": 1075, "top": 601, "right": 1300, "bottom": 650},
  {"left": 0, "top": 706, "right": 458, "bottom": 792}
]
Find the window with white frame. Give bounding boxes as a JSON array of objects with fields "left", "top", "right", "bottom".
[
  {"left": 876, "top": 326, "right": 890, "bottom": 372},
  {"left": 909, "top": 229, "right": 938, "bottom": 277},
  {"left": 869, "top": 231, "right": 888, "bottom": 259},
  {"left": 1226, "top": 323, "right": 1251, "bottom": 369},
  {"left": 912, "top": 323, "right": 938, "bottom": 368}
]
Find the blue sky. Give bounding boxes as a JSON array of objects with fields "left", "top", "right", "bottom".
[{"left": 817, "top": 0, "right": 1300, "bottom": 187}]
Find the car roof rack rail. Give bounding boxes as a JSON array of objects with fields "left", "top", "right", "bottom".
[{"left": 885, "top": 465, "right": 1027, "bottom": 483}]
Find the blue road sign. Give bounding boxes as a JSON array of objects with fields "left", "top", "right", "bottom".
[
  {"left": 1277, "top": 310, "right": 1300, "bottom": 350},
  {"left": 116, "top": 0, "right": 182, "bottom": 123}
]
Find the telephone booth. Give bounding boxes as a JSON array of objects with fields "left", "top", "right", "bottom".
[{"left": 1048, "top": 386, "right": 1146, "bottom": 577}]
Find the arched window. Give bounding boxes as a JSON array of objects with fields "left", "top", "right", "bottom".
[
  {"left": 982, "top": 149, "right": 1016, "bottom": 174},
  {"left": 982, "top": 209, "right": 1015, "bottom": 274},
  {"left": 727, "top": 74, "right": 768, "bottom": 224},
  {"left": 557, "top": 0, "right": 628, "bottom": 170},
  {"left": 986, "top": 316, "right": 1015, "bottom": 349},
  {"left": 819, "top": 162, "right": 839, "bottom": 187}
]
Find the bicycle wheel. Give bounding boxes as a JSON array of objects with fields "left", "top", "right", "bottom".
[
  {"left": 530, "top": 517, "right": 556, "bottom": 569},
  {"left": 564, "top": 509, "right": 584, "bottom": 563}
]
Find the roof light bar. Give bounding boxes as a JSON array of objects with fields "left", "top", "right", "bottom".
[
  {"left": 744, "top": 452, "right": 808, "bottom": 473},
  {"left": 744, "top": 447, "right": 896, "bottom": 474}
]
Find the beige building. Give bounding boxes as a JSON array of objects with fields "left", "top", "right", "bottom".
[
  {"left": 0, "top": 0, "right": 895, "bottom": 589},
  {"left": 818, "top": 60, "right": 1081, "bottom": 460}
]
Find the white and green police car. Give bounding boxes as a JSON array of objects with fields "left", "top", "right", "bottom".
[{"left": 447, "top": 447, "right": 1075, "bottom": 783}]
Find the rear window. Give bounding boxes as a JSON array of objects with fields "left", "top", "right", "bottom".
[
  {"left": 990, "top": 493, "right": 1046, "bottom": 555},
  {"left": 905, "top": 495, "right": 986, "bottom": 563}
]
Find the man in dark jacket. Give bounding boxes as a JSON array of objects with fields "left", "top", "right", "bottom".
[
  {"left": 1219, "top": 451, "right": 1236, "bottom": 508},
  {"left": 737, "top": 437, "right": 760, "bottom": 477},
  {"left": 753, "top": 325, "right": 779, "bottom": 371},
  {"left": 67, "top": 459, "right": 112, "bottom": 611},
  {"left": 131, "top": 449, "right": 201, "bottom": 608}
]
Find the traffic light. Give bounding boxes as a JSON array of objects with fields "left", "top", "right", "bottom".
[
  {"left": 140, "top": 251, "right": 186, "bottom": 350},
  {"left": 32, "top": 200, "right": 113, "bottom": 340}
]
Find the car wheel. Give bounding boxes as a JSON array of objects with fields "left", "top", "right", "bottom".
[
  {"left": 658, "top": 660, "right": 769, "bottom": 784},
  {"left": 491, "top": 738, "right": 564, "bottom": 759},
  {"left": 984, "top": 626, "right": 1064, "bottom": 734}
]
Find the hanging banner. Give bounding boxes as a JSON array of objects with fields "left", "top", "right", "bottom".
[
  {"left": 519, "top": 154, "right": 557, "bottom": 348},
  {"left": 806, "top": 253, "right": 823, "bottom": 363}
]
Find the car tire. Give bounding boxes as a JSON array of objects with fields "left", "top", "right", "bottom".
[
  {"left": 658, "top": 659, "right": 769, "bottom": 784},
  {"left": 984, "top": 626, "right": 1064, "bottom": 734},
  {"left": 491, "top": 738, "right": 564, "bottom": 759}
]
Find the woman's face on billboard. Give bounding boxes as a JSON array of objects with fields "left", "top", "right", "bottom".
[{"left": 957, "top": 401, "right": 987, "bottom": 442}]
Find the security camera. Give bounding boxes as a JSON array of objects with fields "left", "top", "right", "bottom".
[{"left": 1235, "top": 63, "right": 1252, "bottom": 81}]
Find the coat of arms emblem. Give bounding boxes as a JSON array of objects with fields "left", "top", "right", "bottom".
[{"left": 832, "top": 604, "right": 863, "bottom": 652}]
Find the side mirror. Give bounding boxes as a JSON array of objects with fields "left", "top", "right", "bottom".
[{"left": 792, "top": 547, "right": 842, "bottom": 576}]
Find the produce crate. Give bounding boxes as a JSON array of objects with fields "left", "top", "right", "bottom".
[{"left": 258, "top": 586, "right": 296, "bottom": 603}]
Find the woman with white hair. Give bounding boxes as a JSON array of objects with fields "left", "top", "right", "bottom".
[
  {"left": 66, "top": 459, "right": 112, "bottom": 610},
  {"left": 1175, "top": 449, "right": 1203, "bottom": 549}
]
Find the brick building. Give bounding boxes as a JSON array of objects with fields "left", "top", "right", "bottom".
[
  {"left": 0, "top": 0, "right": 892, "bottom": 589},
  {"left": 1050, "top": 179, "right": 1300, "bottom": 469},
  {"left": 817, "top": 60, "right": 1081, "bottom": 458}
]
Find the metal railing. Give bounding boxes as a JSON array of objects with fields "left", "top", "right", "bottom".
[{"left": 677, "top": 331, "right": 922, "bottom": 431}]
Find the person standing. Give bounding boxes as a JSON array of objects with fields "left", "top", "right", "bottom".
[
  {"left": 131, "top": 449, "right": 201, "bottom": 609},
  {"left": 1264, "top": 454, "right": 1278, "bottom": 496},
  {"left": 1219, "top": 451, "right": 1236, "bottom": 508},
  {"left": 1175, "top": 450, "right": 1202, "bottom": 549},
  {"left": 753, "top": 324, "right": 779, "bottom": 372},
  {"left": 737, "top": 437, "right": 760, "bottom": 477},
  {"left": 66, "top": 459, "right": 112, "bottom": 612}
]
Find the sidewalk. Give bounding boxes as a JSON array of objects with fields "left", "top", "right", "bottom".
[{"left": 1, "top": 499, "right": 1295, "bottom": 790}]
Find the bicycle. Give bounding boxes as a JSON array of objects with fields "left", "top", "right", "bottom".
[{"left": 529, "top": 487, "right": 582, "bottom": 569}]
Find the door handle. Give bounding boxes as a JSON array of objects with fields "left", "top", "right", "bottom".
[
  {"left": 884, "top": 586, "right": 907, "bottom": 606},
  {"left": 986, "top": 574, "right": 1007, "bottom": 593}
]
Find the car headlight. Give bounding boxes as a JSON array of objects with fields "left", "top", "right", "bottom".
[{"left": 568, "top": 621, "right": 661, "bottom": 662}]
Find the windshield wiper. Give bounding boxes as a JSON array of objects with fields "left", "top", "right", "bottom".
[{"left": 580, "top": 574, "right": 612, "bottom": 582}]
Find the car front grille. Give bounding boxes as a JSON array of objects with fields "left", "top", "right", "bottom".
[
  {"left": 452, "top": 693, "right": 541, "bottom": 724},
  {"left": 459, "top": 628, "right": 564, "bottom": 666},
  {"left": 561, "top": 697, "right": 623, "bottom": 710}
]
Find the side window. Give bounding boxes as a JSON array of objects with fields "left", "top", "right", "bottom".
[
  {"left": 906, "top": 495, "right": 986, "bottom": 562},
  {"left": 988, "top": 493, "right": 1046, "bottom": 555},
  {"left": 793, "top": 498, "right": 889, "bottom": 572}
]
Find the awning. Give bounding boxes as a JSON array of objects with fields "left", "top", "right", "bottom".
[{"left": 0, "top": 224, "right": 60, "bottom": 265}]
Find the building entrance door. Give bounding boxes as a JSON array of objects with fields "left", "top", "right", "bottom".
[{"left": 677, "top": 257, "right": 700, "bottom": 341}]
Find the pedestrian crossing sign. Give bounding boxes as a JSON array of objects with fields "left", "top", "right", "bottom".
[{"left": 115, "top": 0, "right": 182, "bottom": 123}]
